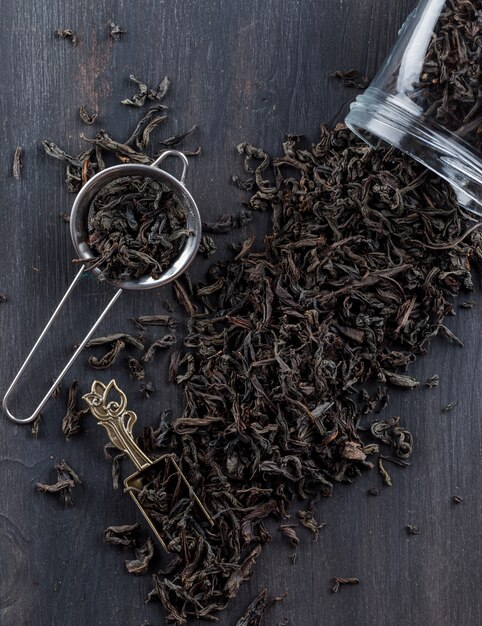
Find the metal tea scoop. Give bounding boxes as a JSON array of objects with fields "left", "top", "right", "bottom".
[
  {"left": 3, "top": 150, "right": 201, "bottom": 424},
  {"left": 83, "top": 379, "right": 213, "bottom": 552}
]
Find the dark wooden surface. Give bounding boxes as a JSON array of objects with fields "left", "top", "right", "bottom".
[{"left": 1, "top": 1, "right": 481, "bottom": 625}]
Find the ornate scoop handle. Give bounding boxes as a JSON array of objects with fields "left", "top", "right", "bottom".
[{"left": 83, "top": 380, "right": 151, "bottom": 471}]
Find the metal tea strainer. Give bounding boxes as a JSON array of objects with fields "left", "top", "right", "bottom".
[{"left": 3, "top": 150, "right": 201, "bottom": 424}]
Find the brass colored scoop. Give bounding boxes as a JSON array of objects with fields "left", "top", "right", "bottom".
[{"left": 83, "top": 379, "right": 213, "bottom": 551}]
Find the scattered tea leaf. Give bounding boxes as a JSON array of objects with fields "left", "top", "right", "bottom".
[
  {"left": 62, "top": 379, "right": 88, "bottom": 439},
  {"left": 88, "top": 339, "right": 126, "bottom": 369},
  {"left": 139, "top": 381, "right": 154, "bottom": 397},
  {"left": 12, "top": 146, "right": 23, "bottom": 179},
  {"left": 142, "top": 335, "right": 177, "bottom": 362},
  {"left": 31, "top": 414, "right": 42, "bottom": 437},
  {"left": 148, "top": 76, "right": 170, "bottom": 101},
  {"left": 125, "top": 538, "right": 154, "bottom": 575},
  {"left": 79, "top": 105, "right": 97, "bottom": 125},
  {"left": 36, "top": 460, "right": 81, "bottom": 507},
  {"left": 424, "top": 375, "right": 440, "bottom": 388},
  {"left": 158, "top": 124, "right": 197, "bottom": 148},
  {"left": 86, "top": 333, "right": 144, "bottom": 350},
  {"left": 442, "top": 401, "right": 457, "bottom": 413},
  {"left": 104, "top": 523, "right": 140, "bottom": 547},
  {"left": 54, "top": 29, "right": 79, "bottom": 45},
  {"left": 331, "top": 69, "right": 370, "bottom": 89},
  {"left": 378, "top": 458, "right": 392, "bottom": 486},
  {"left": 331, "top": 577, "right": 360, "bottom": 593},
  {"left": 297, "top": 509, "right": 325, "bottom": 541},
  {"left": 235, "top": 588, "right": 287, "bottom": 626},
  {"left": 121, "top": 75, "right": 148, "bottom": 107},
  {"left": 127, "top": 356, "right": 145, "bottom": 381},
  {"left": 108, "top": 21, "right": 126, "bottom": 40},
  {"left": 131, "top": 315, "right": 177, "bottom": 329}
]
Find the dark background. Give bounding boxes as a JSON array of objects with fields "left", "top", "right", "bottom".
[{"left": 1, "top": 1, "right": 481, "bottom": 625}]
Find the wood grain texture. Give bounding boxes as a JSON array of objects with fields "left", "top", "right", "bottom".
[{"left": 1, "top": 1, "right": 481, "bottom": 625}]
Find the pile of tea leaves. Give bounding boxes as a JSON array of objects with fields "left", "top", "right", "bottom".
[
  {"left": 44, "top": 90, "right": 482, "bottom": 622},
  {"left": 102, "top": 125, "right": 480, "bottom": 623}
]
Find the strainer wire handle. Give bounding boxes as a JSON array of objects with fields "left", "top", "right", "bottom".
[{"left": 3, "top": 267, "right": 123, "bottom": 424}]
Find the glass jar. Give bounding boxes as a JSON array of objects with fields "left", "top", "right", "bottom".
[{"left": 346, "top": 0, "right": 482, "bottom": 216}]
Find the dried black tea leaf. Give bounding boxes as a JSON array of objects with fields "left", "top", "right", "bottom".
[
  {"left": 131, "top": 315, "right": 177, "bottom": 329},
  {"left": 88, "top": 339, "right": 126, "bottom": 369},
  {"left": 148, "top": 76, "right": 170, "bottom": 101},
  {"left": 12, "top": 146, "right": 22, "bottom": 179},
  {"left": 280, "top": 525, "right": 300, "bottom": 550},
  {"left": 83, "top": 130, "right": 152, "bottom": 164},
  {"left": 173, "top": 280, "right": 196, "bottom": 316},
  {"left": 158, "top": 124, "right": 197, "bottom": 149},
  {"left": 31, "top": 414, "right": 41, "bottom": 437},
  {"left": 42, "top": 141, "right": 95, "bottom": 193},
  {"left": 142, "top": 334, "right": 177, "bottom": 362},
  {"left": 138, "top": 114, "right": 167, "bottom": 150},
  {"left": 331, "top": 577, "right": 360, "bottom": 593},
  {"left": 367, "top": 488, "right": 380, "bottom": 496},
  {"left": 232, "top": 174, "right": 255, "bottom": 191},
  {"left": 199, "top": 234, "right": 217, "bottom": 257},
  {"left": 54, "top": 29, "right": 79, "bottom": 45},
  {"left": 331, "top": 69, "right": 370, "bottom": 89},
  {"left": 202, "top": 213, "right": 237, "bottom": 233},
  {"left": 381, "top": 371, "right": 419, "bottom": 389},
  {"left": 442, "top": 401, "right": 457, "bottom": 413},
  {"left": 121, "top": 75, "right": 148, "bottom": 107},
  {"left": 378, "top": 458, "right": 392, "bottom": 487},
  {"left": 108, "top": 21, "right": 126, "bottom": 40},
  {"left": 104, "top": 443, "right": 125, "bottom": 490},
  {"left": 79, "top": 105, "right": 97, "bottom": 125},
  {"left": 62, "top": 379, "right": 87, "bottom": 439},
  {"left": 297, "top": 509, "right": 324, "bottom": 541},
  {"left": 439, "top": 324, "right": 464, "bottom": 347},
  {"left": 235, "top": 588, "right": 287, "bottom": 626},
  {"left": 104, "top": 523, "right": 140, "bottom": 547},
  {"left": 139, "top": 381, "right": 155, "bottom": 397},
  {"left": 124, "top": 104, "right": 168, "bottom": 147},
  {"left": 50, "top": 380, "right": 63, "bottom": 399},
  {"left": 86, "top": 333, "right": 144, "bottom": 350},
  {"left": 405, "top": 524, "right": 419, "bottom": 535},
  {"left": 425, "top": 375, "right": 440, "bottom": 388},
  {"left": 36, "top": 478, "right": 76, "bottom": 494},
  {"left": 127, "top": 356, "right": 145, "bottom": 381},
  {"left": 36, "top": 459, "right": 81, "bottom": 507},
  {"left": 370, "top": 416, "right": 413, "bottom": 459},
  {"left": 452, "top": 495, "right": 463, "bottom": 504},
  {"left": 125, "top": 538, "right": 154, "bottom": 574},
  {"left": 379, "top": 455, "right": 410, "bottom": 468}
]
